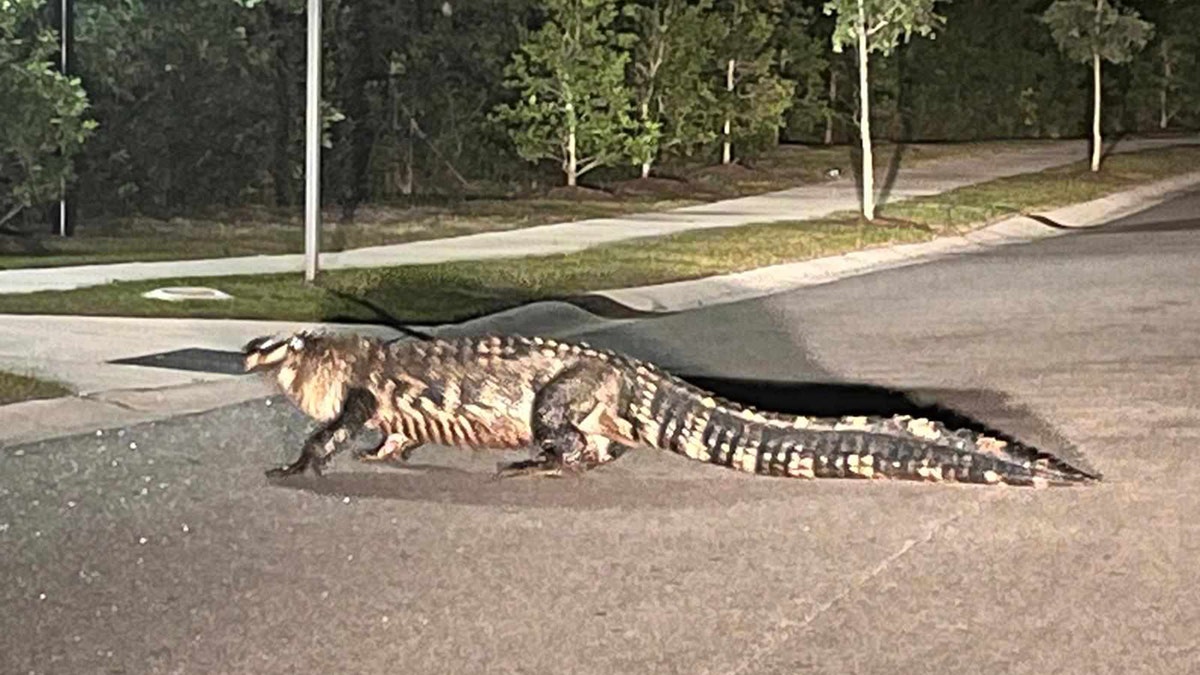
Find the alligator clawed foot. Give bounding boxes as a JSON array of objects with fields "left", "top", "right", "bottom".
[
  {"left": 266, "top": 453, "right": 325, "bottom": 479},
  {"left": 493, "top": 458, "right": 566, "bottom": 480}
]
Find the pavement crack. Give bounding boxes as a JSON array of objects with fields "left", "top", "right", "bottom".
[
  {"left": 724, "top": 502, "right": 980, "bottom": 675},
  {"left": 78, "top": 393, "right": 141, "bottom": 412}
]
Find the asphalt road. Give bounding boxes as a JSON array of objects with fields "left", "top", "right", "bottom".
[{"left": 4, "top": 187, "right": 1200, "bottom": 674}]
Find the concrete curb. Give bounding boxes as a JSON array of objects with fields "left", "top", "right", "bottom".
[
  {"left": 0, "top": 377, "right": 276, "bottom": 448},
  {"left": 0, "top": 318, "right": 407, "bottom": 448},
  {"left": 593, "top": 170, "right": 1200, "bottom": 313},
  {"left": 0, "top": 314, "right": 407, "bottom": 396}
]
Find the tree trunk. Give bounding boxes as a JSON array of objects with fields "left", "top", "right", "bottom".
[
  {"left": 722, "top": 58, "right": 735, "bottom": 165},
  {"left": 400, "top": 119, "right": 414, "bottom": 195},
  {"left": 385, "top": 74, "right": 401, "bottom": 198},
  {"left": 1160, "top": 40, "right": 1172, "bottom": 130},
  {"left": 641, "top": 101, "right": 652, "bottom": 178},
  {"left": 567, "top": 111, "right": 578, "bottom": 187},
  {"left": 1091, "top": 50, "right": 1101, "bottom": 172},
  {"left": 1090, "top": 0, "right": 1102, "bottom": 173},
  {"left": 856, "top": 0, "right": 874, "bottom": 220},
  {"left": 0, "top": 204, "right": 23, "bottom": 231},
  {"left": 567, "top": 128, "right": 577, "bottom": 186},
  {"left": 824, "top": 68, "right": 837, "bottom": 145}
]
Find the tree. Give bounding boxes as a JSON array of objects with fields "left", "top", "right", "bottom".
[
  {"left": 1041, "top": 0, "right": 1153, "bottom": 172},
  {"left": 1127, "top": 0, "right": 1200, "bottom": 130},
  {"left": 823, "top": 0, "right": 946, "bottom": 220},
  {"left": 491, "top": 0, "right": 638, "bottom": 187},
  {"left": 323, "top": 0, "right": 527, "bottom": 206},
  {"left": 69, "top": 0, "right": 540, "bottom": 216},
  {"left": 774, "top": 4, "right": 832, "bottom": 144},
  {"left": 0, "top": 0, "right": 95, "bottom": 232},
  {"left": 898, "top": 0, "right": 1088, "bottom": 142},
  {"left": 712, "top": 0, "right": 795, "bottom": 165},
  {"left": 73, "top": 0, "right": 302, "bottom": 215},
  {"left": 624, "top": 0, "right": 723, "bottom": 177}
]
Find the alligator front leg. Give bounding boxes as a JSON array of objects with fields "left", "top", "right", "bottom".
[{"left": 267, "top": 387, "right": 378, "bottom": 478}]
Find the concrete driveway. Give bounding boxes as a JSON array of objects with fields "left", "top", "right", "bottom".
[{"left": 2, "top": 188, "right": 1198, "bottom": 674}]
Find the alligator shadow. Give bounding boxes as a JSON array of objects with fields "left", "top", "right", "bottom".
[
  {"left": 679, "top": 375, "right": 1034, "bottom": 440},
  {"left": 686, "top": 375, "right": 1098, "bottom": 479},
  {"left": 264, "top": 465, "right": 815, "bottom": 511},
  {"left": 265, "top": 377, "right": 1097, "bottom": 508}
]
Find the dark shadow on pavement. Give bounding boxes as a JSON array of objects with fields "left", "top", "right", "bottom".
[
  {"left": 624, "top": 209, "right": 817, "bottom": 218},
  {"left": 876, "top": 142, "right": 908, "bottom": 209},
  {"left": 1025, "top": 214, "right": 1200, "bottom": 235},
  {"left": 1022, "top": 214, "right": 1077, "bottom": 230},
  {"left": 316, "top": 290, "right": 678, "bottom": 333},
  {"left": 264, "top": 467, "right": 808, "bottom": 510},
  {"left": 321, "top": 288, "right": 436, "bottom": 340},
  {"left": 846, "top": 141, "right": 909, "bottom": 214},
  {"left": 558, "top": 294, "right": 680, "bottom": 319},
  {"left": 677, "top": 375, "right": 1083, "bottom": 461},
  {"left": 1079, "top": 216, "right": 1200, "bottom": 234},
  {"left": 1099, "top": 131, "right": 1132, "bottom": 163}
]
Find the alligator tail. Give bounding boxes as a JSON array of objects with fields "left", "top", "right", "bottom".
[{"left": 630, "top": 373, "right": 1099, "bottom": 487}]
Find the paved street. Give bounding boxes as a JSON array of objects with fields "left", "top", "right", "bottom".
[{"left": 3, "top": 187, "right": 1199, "bottom": 674}]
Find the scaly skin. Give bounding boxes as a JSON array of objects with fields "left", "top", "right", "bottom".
[{"left": 242, "top": 331, "right": 1100, "bottom": 487}]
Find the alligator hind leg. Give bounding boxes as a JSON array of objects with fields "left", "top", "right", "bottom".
[
  {"left": 495, "top": 438, "right": 634, "bottom": 479},
  {"left": 267, "top": 387, "right": 378, "bottom": 478},
  {"left": 495, "top": 361, "right": 637, "bottom": 479}
]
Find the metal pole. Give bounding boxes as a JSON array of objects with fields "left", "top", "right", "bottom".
[
  {"left": 304, "top": 0, "right": 322, "bottom": 282},
  {"left": 54, "top": 0, "right": 75, "bottom": 237}
]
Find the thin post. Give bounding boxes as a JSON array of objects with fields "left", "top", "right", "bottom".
[
  {"left": 1091, "top": 0, "right": 1102, "bottom": 172},
  {"left": 53, "top": 0, "right": 74, "bottom": 237},
  {"left": 304, "top": 0, "right": 322, "bottom": 282},
  {"left": 856, "top": 0, "right": 874, "bottom": 220}
]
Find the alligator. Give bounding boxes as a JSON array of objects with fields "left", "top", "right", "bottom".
[{"left": 242, "top": 330, "right": 1100, "bottom": 487}]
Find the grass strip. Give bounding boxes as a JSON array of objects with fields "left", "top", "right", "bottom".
[
  {"left": 0, "top": 140, "right": 1033, "bottom": 270},
  {"left": 0, "top": 145, "right": 1195, "bottom": 325},
  {"left": 0, "top": 370, "right": 73, "bottom": 406}
]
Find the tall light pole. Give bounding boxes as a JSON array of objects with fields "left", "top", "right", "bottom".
[
  {"left": 51, "top": 0, "right": 74, "bottom": 237},
  {"left": 304, "top": 0, "right": 322, "bottom": 282}
]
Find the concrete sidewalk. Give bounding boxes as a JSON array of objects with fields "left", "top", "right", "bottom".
[
  {"left": 2, "top": 136, "right": 1197, "bottom": 295},
  {"left": 0, "top": 315, "right": 408, "bottom": 446}
]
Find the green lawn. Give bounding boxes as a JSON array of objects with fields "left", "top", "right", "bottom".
[
  {"left": 0, "top": 139, "right": 1038, "bottom": 270},
  {"left": 0, "top": 370, "right": 72, "bottom": 406},
  {"left": 879, "top": 143, "right": 1200, "bottom": 231},
  {"left": 0, "top": 144, "right": 1195, "bottom": 325}
]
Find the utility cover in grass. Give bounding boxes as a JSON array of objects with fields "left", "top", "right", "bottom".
[{"left": 141, "top": 287, "right": 234, "bottom": 302}]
